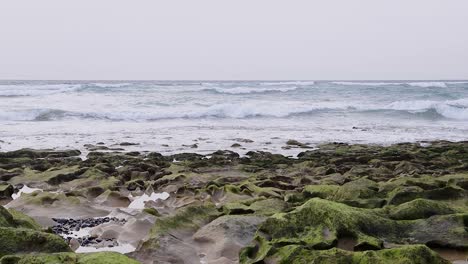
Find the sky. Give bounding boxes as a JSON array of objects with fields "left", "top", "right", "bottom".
[{"left": 0, "top": 0, "right": 467, "bottom": 80}]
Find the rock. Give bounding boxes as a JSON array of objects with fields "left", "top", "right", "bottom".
[
  {"left": 285, "top": 139, "right": 311, "bottom": 148},
  {"left": 0, "top": 184, "right": 13, "bottom": 200},
  {"left": 303, "top": 185, "right": 340, "bottom": 199},
  {"left": 387, "top": 186, "right": 424, "bottom": 205},
  {"left": 233, "top": 138, "right": 254, "bottom": 143},
  {"left": 1, "top": 142, "right": 468, "bottom": 263},
  {"left": 182, "top": 144, "right": 198, "bottom": 149},
  {"left": 192, "top": 215, "right": 265, "bottom": 263},
  {"left": 240, "top": 245, "right": 450, "bottom": 264},
  {"left": 131, "top": 204, "right": 221, "bottom": 264},
  {"left": 0, "top": 168, "right": 21, "bottom": 182},
  {"left": 0, "top": 227, "right": 71, "bottom": 257},
  {"left": 94, "top": 190, "right": 131, "bottom": 207},
  {"left": 84, "top": 144, "right": 110, "bottom": 151},
  {"left": 46, "top": 168, "right": 85, "bottom": 185},
  {"left": 0, "top": 252, "right": 140, "bottom": 264},
  {"left": 119, "top": 142, "right": 140, "bottom": 146},
  {"left": 241, "top": 198, "right": 468, "bottom": 260},
  {"left": 69, "top": 238, "right": 80, "bottom": 251},
  {"left": 389, "top": 199, "right": 456, "bottom": 220},
  {"left": 100, "top": 229, "right": 120, "bottom": 240}
]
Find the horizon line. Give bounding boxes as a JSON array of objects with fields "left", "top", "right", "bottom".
[{"left": 1, "top": 79, "right": 468, "bottom": 82}]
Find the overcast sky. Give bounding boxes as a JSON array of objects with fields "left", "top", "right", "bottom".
[{"left": 0, "top": 0, "right": 467, "bottom": 80}]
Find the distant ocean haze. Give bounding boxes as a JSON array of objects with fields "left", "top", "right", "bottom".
[{"left": 0, "top": 80, "right": 467, "bottom": 156}]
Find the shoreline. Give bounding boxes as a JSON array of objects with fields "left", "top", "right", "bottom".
[{"left": 0, "top": 141, "right": 467, "bottom": 263}]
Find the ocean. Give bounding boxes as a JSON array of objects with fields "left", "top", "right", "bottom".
[{"left": 1, "top": 80, "right": 467, "bottom": 156}]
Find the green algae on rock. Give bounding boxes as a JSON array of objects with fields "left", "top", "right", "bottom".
[
  {"left": 0, "top": 205, "right": 71, "bottom": 257},
  {"left": 0, "top": 252, "right": 140, "bottom": 264},
  {"left": 0, "top": 227, "right": 72, "bottom": 257},
  {"left": 1, "top": 141, "right": 468, "bottom": 263},
  {"left": 389, "top": 198, "right": 457, "bottom": 220},
  {"left": 240, "top": 245, "right": 450, "bottom": 264},
  {"left": 240, "top": 198, "right": 468, "bottom": 262}
]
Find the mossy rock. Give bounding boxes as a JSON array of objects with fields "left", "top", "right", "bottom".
[
  {"left": 16, "top": 192, "right": 80, "bottom": 206},
  {"left": 0, "top": 149, "right": 80, "bottom": 159},
  {"left": 408, "top": 213, "right": 468, "bottom": 248},
  {"left": 285, "top": 139, "right": 310, "bottom": 148},
  {"left": 303, "top": 181, "right": 384, "bottom": 208},
  {"left": 0, "top": 207, "right": 16, "bottom": 227},
  {"left": 223, "top": 198, "right": 288, "bottom": 216},
  {"left": 9, "top": 166, "right": 82, "bottom": 186},
  {"left": 248, "top": 199, "right": 288, "bottom": 216},
  {"left": 389, "top": 199, "right": 456, "bottom": 220},
  {"left": 94, "top": 190, "right": 130, "bottom": 207},
  {"left": 5, "top": 209, "right": 42, "bottom": 230},
  {"left": 240, "top": 244, "right": 450, "bottom": 264},
  {"left": 223, "top": 202, "right": 254, "bottom": 215},
  {"left": 246, "top": 198, "right": 468, "bottom": 255},
  {"left": 425, "top": 186, "right": 466, "bottom": 200},
  {"left": 143, "top": 208, "right": 161, "bottom": 217},
  {"left": 340, "top": 198, "right": 386, "bottom": 209},
  {"left": 303, "top": 185, "right": 339, "bottom": 199},
  {"left": 0, "top": 253, "right": 77, "bottom": 264},
  {"left": 0, "top": 206, "right": 40, "bottom": 230},
  {"left": 0, "top": 149, "right": 80, "bottom": 170},
  {"left": 0, "top": 184, "right": 14, "bottom": 199},
  {"left": 77, "top": 252, "right": 140, "bottom": 264},
  {"left": 148, "top": 203, "right": 220, "bottom": 238},
  {"left": 333, "top": 178, "right": 379, "bottom": 200},
  {"left": 283, "top": 192, "right": 306, "bottom": 203},
  {"left": 239, "top": 182, "right": 282, "bottom": 198},
  {"left": 0, "top": 227, "right": 71, "bottom": 257},
  {"left": 240, "top": 151, "right": 294, "bottom": 169},
  {"left": 256, "top": 198, "right": 391, "bottom": 250},
  {"left": 140, "top": 203, "right": 221, "bottom": 251},
  {"left": 0, "top": 252, "right": 140, "bottom": 264},
  {"left": 387, "top": 186, "right": 425, "bottom": 205}
]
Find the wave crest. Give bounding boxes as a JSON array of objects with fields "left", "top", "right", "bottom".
[
  {"left": 387, "top": 99, "right": 468, "bottom": 120},
  {"left": 1, "top": 99, "right": 466, "bottom": 122},
  {"left": 209, "top": 86, "right": 299, "bottom": 94},
  {"left": 332, "top": 81, "right": 452, "bottom": 88},
  {"left": 407, "top": 82, "right": 447, "bottom": 88},
  {"left": 0, "top": 84, "right": 82, "bottom": 97}
]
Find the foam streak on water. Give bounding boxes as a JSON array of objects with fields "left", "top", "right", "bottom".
[{"left": 0, "top": 80, "right": 467, "bottom": 156}]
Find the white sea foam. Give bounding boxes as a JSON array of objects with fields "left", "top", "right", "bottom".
[
  {"left": 387, "top": 100, "right": 438, "bottom": 112},
  {"left": 1, "top": 80, "right": 468, "bottom": 158},
  {"left": 260, "top": 81, "right": 315, "bottom": 86},
  {"left": 407, "top": 82, "right": 447, "bottom": 88},
  {"left": 445, "top": 81, "right": 468, "bottom": 84},
  {"left": 76, "top": 243, "right": 136, "bottom": 254},
  {"left": 2, "top": 98, "right": 467, "bottom": 121},
  {"left": 173, "top": 86, "right": 300, "bottom": 94},
  {"left": 211, "top": 86, "right": 299, "bottom": 94},
  {"left": 0, "top": 101, "right": 358, "bottom": 121},
  {"left": 0, "top": 84, "right": 81, "bottom": 97},
  {"left": 387, "top": 99, "right": 468, "bottom": 120},
  {"left": 11, "top": 185, "right": 43, "bottom": 200},
  {"left": 332, "top": 81, "right": 402, "bottom": 86},
  {"left": 333, "top": 81, "right": 450, "bottom": 88},
  {"left": 91, "top": 83, "right": 131, "bottom": 88},
  {"left": 128, "top": 192, "right": 170, "bottom": 209}
]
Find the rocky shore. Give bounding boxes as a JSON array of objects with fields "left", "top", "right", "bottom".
[{"left": 0, "top": 141, "right": 467, "bottom": 263}]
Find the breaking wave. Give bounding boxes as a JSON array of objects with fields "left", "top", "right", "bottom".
[
  {"left": 2, "top": 98, "right": 467, "bottom": 122},
  {"left": 386, "top": 99, "right": 468, "bottom": 120},
  {"left": 332, "top": 81, "right": 455, "bottom": 88},
  {"left": 208, "top": 86, "right": 299, "bottom": 94}
]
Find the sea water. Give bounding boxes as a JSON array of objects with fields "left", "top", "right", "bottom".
[{"left": 0, "top": 80, "right": 467, "bottom": 156}]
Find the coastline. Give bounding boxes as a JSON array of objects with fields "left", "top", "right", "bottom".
[{"left": 0, "top": 140, "right": 467, "bottom": 263}]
